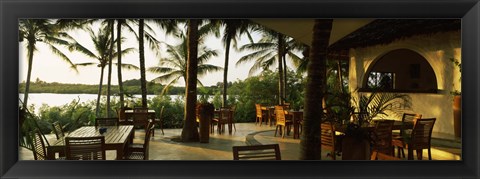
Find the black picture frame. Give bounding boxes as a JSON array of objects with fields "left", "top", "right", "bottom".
[{"left": 1, "top": 0, "right": 479, "bottom": 178}]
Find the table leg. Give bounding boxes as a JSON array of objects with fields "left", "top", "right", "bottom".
[{"left": 116, "top": 147, "right": 124, "bottom": 160}]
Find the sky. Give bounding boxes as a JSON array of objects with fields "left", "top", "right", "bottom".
[{"left": 19, "top": 20, "right": 300, "bottom": 87}]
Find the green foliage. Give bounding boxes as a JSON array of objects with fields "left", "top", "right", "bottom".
[
  {"left": 212, "top": 91, "right": 222, "bottom": 109},
  {"left": 228, "top": 69, "right": 305, "bottom": 122},
  {"left": 148, "top": 95, "right": 185, "bottom": 128}
]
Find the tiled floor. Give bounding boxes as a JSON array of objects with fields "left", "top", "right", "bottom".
[{"left": 19, "top": 122, "right": 461, "bottom": 160}]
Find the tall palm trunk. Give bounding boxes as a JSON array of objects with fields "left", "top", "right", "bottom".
[
  {"left": 96, "top": 66, "right": 106, "bottom": 117},
  {"left": 300, "top": 19, "right": 333, "bottom": 160},
  {"left": 282, "top": 53, "right": 287, "bottom": 102},
  {"left": 181, "top": 19, "right": 200, "bottom": 142},
  {"left": 139, "top": 19, "right": 147, "bottom": 108},
  {"left": 106, "top": 20, "right": 114, "bottom": 117},
  {"left": 117, "top": 19, "right": 125, "bottom": 108},
  {"left": 222, "top": 37, "right": 232, "bottom": 107},
  {"left": 337, "top": 58, "right": 344, "bottom": 93},
  {"left": 23, "top": 39, "right": 35, "bottom": 110},
  {"left": 277, "top": 33, "right": 285, "bottom": 105}
]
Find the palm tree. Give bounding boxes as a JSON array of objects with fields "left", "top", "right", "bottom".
[
  {"left": 300, "top": 19, "right": 333, "bottom": 160},
  {"left": 182, "top": 19, "right": 200, "bottom": 142},
  {"left": 138, "top": 19, "right": 147, "bottom": 107},
  {"left": 116, "top": 19, "right": 125, "bottom": 109},
  {"left": 148, "top": 30, "right": 222, "bottom": 94},
  {"left": 67, "top": 24, "right": 136, "bottom": 117},
  {"left": 148, "top": 31, "right": 222, "bottom": 95},
  {"left": 236, "top": 28, "right": 303, "bottom": 105},
  {"left": 218, "top": 19, "right": 255, "bottom": 107},
  {"left": 115, "top": 19, "right": 178, "bottom": 109},
  {"left": 19, "top": 19, "right": 78, "bottom": 110}
]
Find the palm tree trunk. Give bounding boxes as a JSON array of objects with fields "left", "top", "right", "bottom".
[
  {"left": 337, "top": 58, "right": 344, "bottom": 93},
  {"left": 106, "top": 20, "right": 114, "bottom": 117},
  {"left": 277, "top": 33, "right": 285, "bottom": 105},
  {"left": 117, "top": 19, "right": 125, "bottom": 109},
  {"left": 139, "top": 19, "right": 148, "bottom": 108},
  {"left": 96, "top": 66, "right": 105, "bottom": 117},
  {"left": 222, "top": 38, "right": 232, "bottom": 107},
  {"left": 23, "top": 40, "right": 35, "bottom": 110},
  {"left": 300, "top": 19, "right": 333, "bottom": 160},
  {"left": 282, "top": 53, "right": 287, "bottom": 102},
  {"left": 181, "top": 19, "right": 200, "bottom": 142}
]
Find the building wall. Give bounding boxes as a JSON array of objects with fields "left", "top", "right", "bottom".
[{"left": 348, "top": 31, "right": 461, "bottom": 136}]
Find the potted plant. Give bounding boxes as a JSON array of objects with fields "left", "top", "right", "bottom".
[
  {"left": 339, "top": 91, "right": 411, "bottom": 160},
  {"left": 450, "top": 58, "right": 461, "bottom": 138}
]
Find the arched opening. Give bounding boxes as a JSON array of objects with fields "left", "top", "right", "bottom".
[{"left": 361, "top": 49, "right": 437, "bottom": 93}]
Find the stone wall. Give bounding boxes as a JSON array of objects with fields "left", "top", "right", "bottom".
[{"left": 348, "top": 30, "right": 461, "bottom": 136}]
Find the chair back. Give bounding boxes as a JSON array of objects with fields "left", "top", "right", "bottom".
[
  {"left": 320, "top": 122, "right": 336, "bottom": 152},
  {"left": 283, "top": 103, "right": 291, "bottom": 110},
  {"left": 274, "top": 105, "right": 286, "bottom": 126},
  {"left": 95, "top": 117, "right": 118, "bottom": 127},
  {"left": 232, "top": 144, "right": 281, "bottom": 160},
  {"left": 400, "top": 113, "right": 422, "bottom": 136},
  {"left": 65, "top": 136, "right": 106, "bottom": 160},
  {"left": 410, "top": 118, "right": 436, "bottom": 149},
  {"left": 372, "top": 120, "right": 395, "bottom": 155},
  {"left": 31, "top": 129, "right": 47, "bottom": 160},
  {"left": 218, "top": 107, "right": 232, "bottom": 123},
  {"left": 117, "top": 107, "right": 132, "bottom": 121},
  {"left": 52, "top": 121, "right": 65, "bottom": 139},
  {"left": 255, "top": 104, "right": 263, "bottom": 118},
  {"left": 143, "top": 121, "right": 155, "bottom": 159},
  {"left": 133, "top": 109, "right": 150, "bottom": 128},
  {"left": 371, "top": 150, "right": 401, "bottom": 160}
]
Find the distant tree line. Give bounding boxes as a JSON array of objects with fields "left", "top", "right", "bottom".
[{"left": 19, "top": 78, "right": 220, "bottom": 95}]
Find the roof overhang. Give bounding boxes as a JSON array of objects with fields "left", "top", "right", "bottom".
[{"left": 251, "top": 19, "right": 374, "bottom": 46}]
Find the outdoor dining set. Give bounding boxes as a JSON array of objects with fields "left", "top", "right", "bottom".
[
  {"left": 253, "top": 103, "right": 437, "bottom": 160},
  {"left": 31, "top": 107, "right": 161, "bottom": 160}
]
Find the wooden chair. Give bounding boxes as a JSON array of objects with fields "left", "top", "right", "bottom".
[
  {"left": 31, "top": 129, "right": 48, "bottom": 160},
  {"left": 255, "top": 104, "right": 265, "bottom": 126},
  {"left": 371, "top": 120, "right": 395, "bottom": 155},
  {"left": 370, "top": 150, "right": 401, "bottom": 160},
  {"left": 32, "top": 128, "right": 65, "bottom": 160},
  {"left": 153, "top": 106, "right": 165, "bottom": 136},
  {"left": 392, "top": 118, "right": 436, "bottom": 160},
  {"left": 230, "top": 105, "right": 237, "bottom": 131},
  {"left": 95, "top": 117, "right": 118, "bottom": 127},
  {"left": 117, "top": 107, "right": 133, "bottom": 125},
  {"left": 133, "top": 107, "right": 151, "bottom": 129},
  {"left": 51, "top": 121, "right": 65, "bottom": 139},
  {"left": 213, "top": 107, "right": 233, "bottom": 134},
  {"left": 125, "top": 120, "right": 155, "bottom": 160},
  {"left": 65, "top": 136, "right": 106, "bottom": 160},
  {"left": 274, "top": 105, "right": 293, "bottom": 138},
  {"left": 321, "top": 121, "right": 337, "bottom": 160},
  {"left": 393, "top": 113, "right": 422, "bottom": 138},
  {"left": 232, "top": 144, "right": 281, "bottom": 160}
]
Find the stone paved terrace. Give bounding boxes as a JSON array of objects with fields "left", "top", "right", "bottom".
[{"left": 19, "top": 123, "right": 461, "bottom": 160}]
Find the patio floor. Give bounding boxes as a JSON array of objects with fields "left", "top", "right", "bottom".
[{"left": 19, "top": 122, "right": 461, "bottom": 160}]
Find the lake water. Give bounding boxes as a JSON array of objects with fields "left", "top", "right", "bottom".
[{"left": 19, "top": 93, "right": 185, "bottom": 109}]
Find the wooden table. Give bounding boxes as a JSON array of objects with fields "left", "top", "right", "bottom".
[
  {"left": 260, "top": 106, "right": 275, "bottom": 126},
  {"left": 47, "top": 125, "right": 134, "bottom": 160},
  {"left": 286, "top": 110, "right": 303, "bottom": 139},
  {"left": 124, "top": 109, "right": 156, "bottom": 119}
]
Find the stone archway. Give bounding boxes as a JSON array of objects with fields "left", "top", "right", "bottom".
[{"left": 362, "top": 48, "right": 438, "bottom": 92}]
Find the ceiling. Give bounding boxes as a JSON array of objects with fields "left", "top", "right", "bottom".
[{"left": 251, "top": 19, "right": 374, "bottom": 46}]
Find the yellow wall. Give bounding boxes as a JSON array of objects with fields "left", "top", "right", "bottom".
[{"left": 348, "top": 31, "right": 461, "bottom": 136}]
